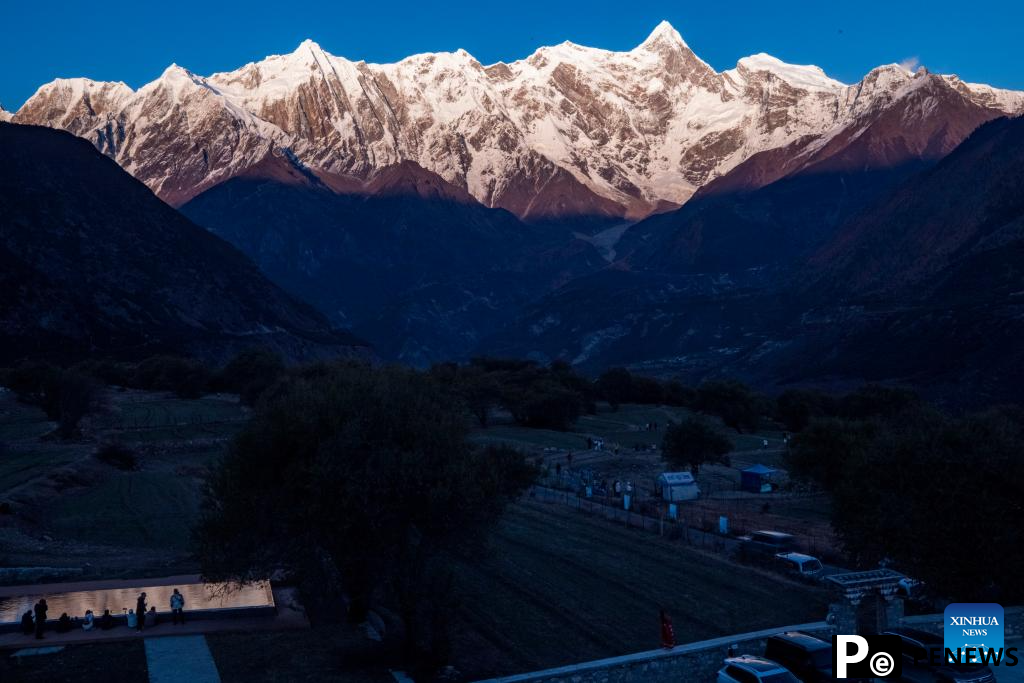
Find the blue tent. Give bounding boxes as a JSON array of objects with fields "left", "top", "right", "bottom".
[{"left": 740, "top": 464, "right": 777, "bottom": 493}]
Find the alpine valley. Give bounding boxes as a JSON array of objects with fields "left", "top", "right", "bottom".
[{"left": 7, "top": 22, "right": 1024, "bottom": 402}]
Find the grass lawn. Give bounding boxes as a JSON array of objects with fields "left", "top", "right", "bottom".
[
  {"left": 470, "top": 403, "right": 693, "bottom": 454},
  {"left": 0, "top": 630, "right": 394, "bottom": 683},
  {"left": 0, "top": 640, "right": 146, "bottom": 682},
  {"left": 44, "top": 471, "right": 203, "bottom": 550},
  {"left": 470, "top": 425, "right": 590, "bottom": 450},
  {"left": 208, "top": 628, "right": 395, "bottom": 683},
  {"left": 115, "top": 421, "right": 243, "bottom": 444},
  {"left": 104, "top": 396, "right": 247, "bottom": 430},
  {"left": 0, "top": 446, "right": 84, "bottom": 492},
  {"left": 0, "top": 399, "right": 54, "bottom": 442},
  {"left": 449, "top": 498, "right": 828, "bottom": 679}
]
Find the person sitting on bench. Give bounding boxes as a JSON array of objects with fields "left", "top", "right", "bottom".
[
  {"left": 55, "top": 613, "right": 73, "bottom": 633},
  {"left": 20, "top": 611, "right": 34, "bottom": 636}
]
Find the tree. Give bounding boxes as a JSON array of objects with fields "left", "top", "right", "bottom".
[
  {"left": 133, "top": 355, "right": 211, "bottom": 398},
  {"left": 452, "top": 366, "right": 502, "bottom": 427},
  {"left": 661, "top": 415, "right": 733, "bottom": 474},
  {"left": 838, "top": 384, "right": 919, "bottom": 421},
  {"left": 50, "top": 371, "right": 101, "bottom": 438},
  {"left": 3, "top": 363, "right": 100, "bottom": 439},
  {"left": 663, "top": 380, "right": 696, "bottom": 408},
  {"left": 630, "top": 375, "right": 665, "bottom": 405},
  {"left": 786, "top": 418, "right": 876, "bottom": 491},
  {"left": 214, "top": 348, "right": 285, "bottom": 405},
  {"left": 694, "top": 380, "right": 761, "bottom": 432},
  {"left": 505, "top": 381, "right": 582, "bottom": 430},
  {"left": 596, "top": 367, "right": 633, "bottom": 410},
  {"left": 193, "top": 363, "right": 535, "bottom": 667},
  {"left": 775, "top": 388, "right": 835, "bottom": 433},
  {"left": 792, "top": 404, "right": 1024, "bottom": 603}
]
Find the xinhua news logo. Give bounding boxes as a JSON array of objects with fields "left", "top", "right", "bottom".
[
  {"left": 833, "top": 635, "right": 902, "bottom": 678},
  {"left": 946, "top": 603, "right": 1004, "bottom": 664}
]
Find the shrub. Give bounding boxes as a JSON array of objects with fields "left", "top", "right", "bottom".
[{"left": 95, "top": 443, "right": 137, "bottom": 471}]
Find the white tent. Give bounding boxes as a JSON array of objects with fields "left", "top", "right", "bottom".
[{"left": 657, "top": 471, "right": 700, "bottom": 502}]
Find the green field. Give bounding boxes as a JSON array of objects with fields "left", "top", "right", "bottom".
[
  {"left": 103, "top": 396, "right": 248, "bottom": 429},
  {"left": 0, "top": 445, "right": 84, "bottom": 492},
  {"left": 0, "top": 397, "right": 54, "bottom": 441},
  {"left": 0, "top": 628, "right": 393, "bottom": 683},
  {"left": 44, "top": 470, "right": 204, "bottom": 550},
  {"left": 470, "top": 403, "right": 693, "bottom": 454},
  {"left": 450, "top": 499, "right": 828, "bottom": 679},
  {"left": 0, "top": 390, "right": 242, "bottom": 571},
  {"left": 0, "top": 640, "right": 147, "bottom": 682}
]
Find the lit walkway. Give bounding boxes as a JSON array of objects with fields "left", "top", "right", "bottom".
[{"left": 145, "top": 635, "right": 221, "bottom": 683}]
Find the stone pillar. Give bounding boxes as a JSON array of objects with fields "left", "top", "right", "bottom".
[
  {"left": 878, "top": 589, "right": 904, "bottom": 632},
  {"left": 829, "top": 595, "right": 860, "bottom": 636}
]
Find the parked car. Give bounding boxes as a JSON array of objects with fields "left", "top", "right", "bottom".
[
  {"left": 881, "top": 627, "right": 996, "bottom": 683},
  {"left": 739, "top": 530, "right": 797, "bottom": 561},
  {"left": 718, "top": 655, "right": 801, "bottom": 683},
  {"left": 774, "top": 553, "right": 823, "bottom": 579},
  {"left": 764, "top": 632, "right": 834, "bottom": 682}
]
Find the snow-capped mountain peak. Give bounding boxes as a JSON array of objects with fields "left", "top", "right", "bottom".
[
  {"left": 730, "top": 53, "right": 846, "bottom": 91},
  {"left": 636, "top": 20, "right": 689, "bottom": 51},
  {"left": 12, "top": 22, "right": 1024, "bottom": 218}
]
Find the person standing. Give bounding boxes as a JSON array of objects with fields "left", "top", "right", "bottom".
[
  {"left": 660, "top": 609, "right": 675, "bottom": 649},
  {"left": 170, "top": 589, "right": 185, "bottom": 625},
  {"left": 33, "top": 598, "right": 48, "bottom": 639},
  {"left": 136, "top": 592, "right": 147, "bottom": 631}
]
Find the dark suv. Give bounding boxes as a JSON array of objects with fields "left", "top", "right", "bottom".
[
  {"left": 882, "top": 627, "right": 996, "bottom": 683},
  {"left": 764, "top": 632, "right": 834, "bottom": 682}
]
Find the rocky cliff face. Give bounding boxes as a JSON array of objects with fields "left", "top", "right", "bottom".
[{"left": 15, "top": 22, "right": 1023, "bottom": 220}]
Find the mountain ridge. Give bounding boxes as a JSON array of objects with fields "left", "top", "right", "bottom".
[
  {"left": 14, "top": 22, "right": 1023, "bottom": 220},
  {"left": 0, "top": 122, "right": 369, "bottom": 365}
]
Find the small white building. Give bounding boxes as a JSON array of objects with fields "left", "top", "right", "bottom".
[{"left": 657, "top": 471, "right": 700, "bottom": 502}]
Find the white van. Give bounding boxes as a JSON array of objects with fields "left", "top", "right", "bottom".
[{"left": 774, "top": 552, "right": 823, "bottom": 577}]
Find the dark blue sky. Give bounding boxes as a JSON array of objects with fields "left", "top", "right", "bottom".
[{"left": 2, "top": 0, "right": 1021, "bottom": 111}]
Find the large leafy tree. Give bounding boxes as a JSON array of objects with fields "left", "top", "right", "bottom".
[
  {"left": 662, "top": 415, "right": 733, "bottom": 474},
  {"left": 194, "top": 362, "right": 535, "bottom": 664},
  {"left": 788, "top": 406, "right": 1024, "bottom": 602}
]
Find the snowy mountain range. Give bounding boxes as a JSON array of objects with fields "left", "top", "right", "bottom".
[{"left": 13, "top": 21, "right": 1024, "bottom": 220}]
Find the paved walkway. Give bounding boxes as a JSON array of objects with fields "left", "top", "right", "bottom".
[{"left": 145, "top": 635, "right": 220, "bottom": 683}]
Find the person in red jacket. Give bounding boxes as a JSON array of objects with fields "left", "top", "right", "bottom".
[{"left": 660, "top": 609, "right": 675, "bottom": 649}]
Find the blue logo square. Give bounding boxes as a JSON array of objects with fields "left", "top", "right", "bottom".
[{"left": 945, "top": 603, "right": 1004, "bottom": 663}]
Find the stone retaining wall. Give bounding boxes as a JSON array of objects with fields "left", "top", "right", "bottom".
[
  {"left": 474, "top": 622, "right": 829, "bottom": 683},
  {"left": 475, "top": 607, "right": 1024, "bottom": 683},
  {"left": 901, "top": 606, "right": 1024, "bottom": 640}
]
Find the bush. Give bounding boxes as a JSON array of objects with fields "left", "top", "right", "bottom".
[
  {"left": 133, "top": 356, "right": 211, "bottom": 398},
  {"left": 662, "top": 415, "right": 733, "bottom": 474},
  {"left": 95, "top": 443, "right": 137, "bottom": 471},
  {"left": 506, "top": 382, "right": 582, "bottom": 430},
  {"left": 214, "top": 348, "right": 286, "bottom": 405},
  {"left": 4, "top": 363, "right": 100, "bottom": 439},
  {"left": 596, "top": 367, "right": 633, "bottom": 410},
  {"left": 694, "top": 380, "right": 761, "bottom": 432}
]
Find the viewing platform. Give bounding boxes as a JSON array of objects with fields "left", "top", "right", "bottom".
[{"left": 0, "top": 574, "right": 307, "bottom": 649}]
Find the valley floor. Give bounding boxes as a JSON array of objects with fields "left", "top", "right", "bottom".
[{"left": 0, "top": 392, "right": 829, "bottom": 680}]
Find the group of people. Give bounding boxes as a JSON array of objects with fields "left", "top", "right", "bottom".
[{"left": 19, "top": 589, "right": 187, "bottom": 639}]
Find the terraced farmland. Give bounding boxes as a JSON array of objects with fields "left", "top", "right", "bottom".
[{"left": 450, "top": 498, "right": 828, "bottom": 679}]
